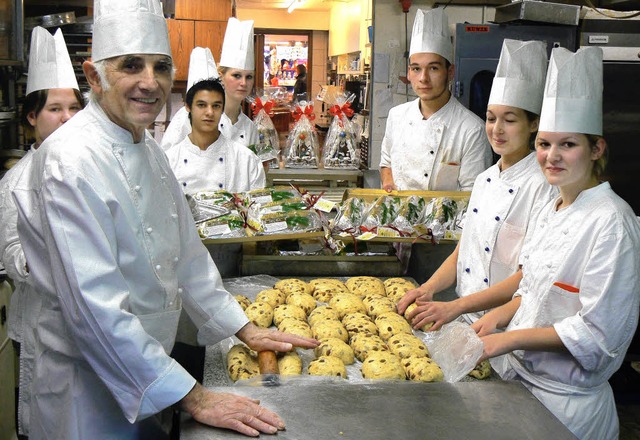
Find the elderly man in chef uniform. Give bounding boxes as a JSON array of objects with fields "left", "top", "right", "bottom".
[
  {"left": 379, "top": 8, "right": 491, "bottom": 191},
  {"left": 165, "top": 47, "right": 265, "bottom": 194},
  {"left": 11, "top": 1, "right": 317, "bottom": 438}
]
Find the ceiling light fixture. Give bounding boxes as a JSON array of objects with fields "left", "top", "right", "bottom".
[{"left": 287, "top": 0, "right": 301, "bottom": 13}]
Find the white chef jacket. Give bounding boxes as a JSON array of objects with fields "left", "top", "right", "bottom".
[
  {"left": 219, "top": 111, "right": 259, "bottom": 153},
  {"left": 166, "top": 133, "right": 265, "bottom": 194},
  {"left": 0, "top": 146, "right": 41, "bottom": 436},
  {"left": 379, "top": 97, "right": 492, "bottom": 191},
  {"left": 160, "top": 106, "right": 191, "bottom": 151},
  {"left": 502, "top": 182, "right": 640, "bottom": 440},
  {"left": 456, "top": 153, "right": 557, "bottom": 324},
  {"left": 12, "top": 100, "right": 249, "bottom": 439}
]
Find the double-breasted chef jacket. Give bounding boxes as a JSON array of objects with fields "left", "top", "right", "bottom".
[
  {"left": 219, "top": 111, "right": 259, "bottom": 153},
  {"left": 379, "top": 96, "right": 492, "bottom": 191},
  {"left": 166, "top": 133, "right": 265, "bottom": 194},
  {"left": 12, "top": 100, "right": 249, "bottom": 439},
  {"left": 502, "top": 182, "right": 640, "bottom": 440}
]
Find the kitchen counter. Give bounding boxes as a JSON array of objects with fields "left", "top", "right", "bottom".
[{"left": 180, "top": 380, "right": 576, "bottom": 439}]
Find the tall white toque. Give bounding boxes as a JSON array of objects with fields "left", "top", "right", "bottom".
[
  {"left": 26, "top": 27, "right": 79, "bottom": 95},
  {"left": 187, "top": 47, "right": 219, "bottom": 92},
  {"left": 91, "top": 0, "right": 172, "bottom": 62},
  {"left": 219, "top": 18, "right": 255, "bottom": 71},
  {"left": 538, "top": 46, "right": 603, "bottom": 136},
  {"left": 488, "top": 39, "right": 548, "bottom": 115},
  {"left": 409, "top": 8, "right": 453, "bottom": 64}
]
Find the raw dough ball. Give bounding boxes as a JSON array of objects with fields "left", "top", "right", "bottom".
[
  {"left": 255, "top": 289, "right": 286, "bottom": 308},
  {"left": 286, "top": 292, "right": 317, "bottom": 315},
  {"left": 404, "top": 303, "right": 434, "bottom": 331},
  {"left": 234, "top": 295, "right": 251, "bottom": 310},
  {"left": 364, "top": 295, "right": 397, "bottom": 319},
  {"left": 314, "top": 337, "right": 355, "bottom": 365},
  {"left": 227, "top": 344, "right": 259, "bottom": 381},
  {"left": 375, "top": 312, "right": 413, "bottom": 341},
  {"left": 308, "top": 355, "right": 347, "bottom": 378},
  {"left": 361, "top": 351, "right": 406, "bottom": 380},
  {"left": 311, "top": 320, "right": 349, "bottom": 343},
  {"left": 244, "top": 301, "right": 273, "bottom": 328},
  {"left": 278, "top": 351, "right": 303, "bottom": 376},
  {"left": 346, "top": 276, "right": 386, "bottom": 298},
  {"left": 350, "top": 333, "right": 389, "bottom": 362},
  {"left": 308, "top": 306, "right": 340, "bottom": 327},
  {"left": 275, "top": 278, "right": 313, "bottom": 296},
  {"left": 273, "top": 304, "right": 307, "bottom": 326},
  {"left": 468, "top": 360, "right": 492, "bottom": 380},
  {"left": 387, "top": 333, "right": 429, "bottom": 359},
  {"left": 309, "top": 278, "right": 350, "bottom": 303},
  {"left": 329, "top": 293, "right": 367, "bottom": 319},
  {"left": 342, "top": 312, "right": 378, "bottom": 337},
  {"left": 277, "top": 317, "right": 313, "bottom": 339},
  {"left": 402, "top": 356, "right": 444, "bottom": 383},
  {"left": 384, "top": 278, "right": 417, "bottom": 303}
]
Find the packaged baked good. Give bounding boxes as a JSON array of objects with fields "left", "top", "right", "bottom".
[
  {"left": 332, "top": 197, "right": 367, "bottom": 234},
  {"left": 360, "top": 196, "right": 403, "bottom": 234},
  {"left": 322, "top": 92, "right": 360, "bottom": 170},
  {"left": 197, "top": 213, "right": 246, "bottom": 239},
  {"left": 247, "top": 92, "right": 280, "bottom": 163},
  {"left": 283, "top": 100, "right": 319, "bottom": 168}
]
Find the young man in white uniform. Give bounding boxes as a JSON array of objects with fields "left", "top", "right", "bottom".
[
  {"left": 166, "top": 78, "right": 265, "bottom": 194},
  {"left": 160, "top": 47, "right": 217, "bottom": 151},
  {"left": 379, "top": 8, "right": 491, "bottom": 191},
  {"left": 11, "top": 1, "right": 317, "bottom": 438}
]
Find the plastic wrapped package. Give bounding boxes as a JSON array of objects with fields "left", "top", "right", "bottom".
[
  {"left": 192, "top": 190, "right": 236, "bottom": 210},
  {"left": 359, "top": 196, "right": 403, "bottom": 234},
  {"left": 247, "top": 209, "right": 321, "bottom": 235},
  {"left": 421, "top": 197, "right": 459, "bottom": 240},
  {"left": 332, "top": 197, "right": 367, "bottom": 235},
  {"left": 386, "top": 195, "right": 427, "bottom": 236},
  {"left": 244, "top": 186, "right": 299, "bottom": 206},
  {"left": 322, "top": 92, "right": 360, "bottom": 170},
  {"left": 284, "top": 101, "right": 319, "bottom": 168},
  {"left": 248, "top": 92, "right": 281, "bottom": 163},
  {"left": 197, "top": 213, "right": 246, "bottom": 239}
]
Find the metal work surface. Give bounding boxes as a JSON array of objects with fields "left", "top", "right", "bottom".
[{"left": 180, "top": 381, "right": 576, "bottom": 439}]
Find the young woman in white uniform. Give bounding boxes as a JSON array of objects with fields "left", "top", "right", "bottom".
[
  {"left": 474, "top": 46, "right": 640, "bottom": 440},
  {"left": 217, "top": 18, "right": 260, "bottom": 162},
  {"left": 398, "top": 41, "right": 557, "bottom": 350},
  {"left": 0, "top": 26, "right": 83, "bottom": 436}
]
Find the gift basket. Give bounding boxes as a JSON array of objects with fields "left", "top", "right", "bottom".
[
  {"left": 322, "top": 92, "right": 360, "bottom": 170},
  {"left": 283, "top": 100, "right": 319, "bottom": 168},
  {"left": 248, "top": 89, "right": 284, "bottom": 164}
]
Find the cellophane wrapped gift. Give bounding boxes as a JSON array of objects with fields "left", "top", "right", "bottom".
[
  {"left": 359, "top": 196, "right": 403, "bottom": 234},
  {"left": 247, "top": 208, "right": 321, "bottom": 235},
  {"left": 197, "top": 213, "right": 246, "bottom": 239},
  {"left": 387, "top": 195, "right": 427, "bottom": 236},
  {"left": 418, "top": 197, "right": 460, "bottom": 241},
  {"left": 322, "top": 92, "right": 360, "bottom": 170},
  {"left": 283, "top": 100, "right": 319, "bottom": 168},
  {"left": 248, "top": 90, "right": 282, "bottom": 164},
  {"left": 331, "top": 197, "right": 367, "bottom": 235}
]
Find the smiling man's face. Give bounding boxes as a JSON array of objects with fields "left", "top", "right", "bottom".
[{"left": 87, "top": 54, "right": 173, "bottom": 141}]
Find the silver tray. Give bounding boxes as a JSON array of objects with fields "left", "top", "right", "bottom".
[{"left": 193, "top": 202, "right": 230, "bottom": 224}]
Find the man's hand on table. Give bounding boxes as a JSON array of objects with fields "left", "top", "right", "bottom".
[{"left": 180, "top": 383, "right": 284, "bottom": 437}]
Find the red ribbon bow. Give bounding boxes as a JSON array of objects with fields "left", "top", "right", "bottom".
[
  {"left": 251, "top": 97, "right": 275, "bottom": 117},
  {"left": 291, "top": 105, "right": 315, "bottom": 122},
  {"left": 329, "top": 102, "right": 354, "bottom": 119}
]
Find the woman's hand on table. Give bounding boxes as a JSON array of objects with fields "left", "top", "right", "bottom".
[
  {"left": 236, "top": 322, "right": 319, "bottom": 352},
  {"left": 470, "top": 312, "right": 500, "bottom": 337},
  {"left": 180, "top": 383, "right": 285, "bottom": 437}
]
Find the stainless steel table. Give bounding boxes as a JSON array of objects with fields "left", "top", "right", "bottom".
[{"left": 180, "top": 380, "right": 576, "bottom": 439}]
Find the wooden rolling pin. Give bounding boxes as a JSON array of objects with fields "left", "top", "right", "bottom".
[{"left": 258, "top": 351, "right": 280, "bottom": 386}]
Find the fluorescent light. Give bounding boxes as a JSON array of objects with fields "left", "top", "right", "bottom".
[{"left": 287, "top": 0, "right": 300, "bottom": 13}]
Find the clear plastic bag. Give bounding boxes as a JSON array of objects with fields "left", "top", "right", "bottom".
[
  {"left": 248, "top": 92, "right": 281, "bottom": 162},
  {"left": 322, "top": 92, "right": 360, "bottom": 170},
  {"left": 283, "top": 100, "right": 319, "bottom": 168},
  {"left": 421, "top": 321, "right": 483, "bottom": 382}
]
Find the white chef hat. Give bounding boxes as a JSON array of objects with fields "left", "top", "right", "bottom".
[
  {"left": 488, "top": 39, "right": 548, "bottom": 115},
  {"left": 219, "top": 18, "right": 255, "bottom": 71},
  {"left": 538, "top": 46, "right": 603, "bottom": 136},
  {"left": 187, "top": 47, "right": 219, "bottom": 92},
  {"left": 26, "top": 27, "right": 79, "bottom": 95},
  {"left": 409, "top": 8, "right": 453, "bottom": 64},
  {"left": 92, "top": 0, "right": 171, "bottom": 63}
]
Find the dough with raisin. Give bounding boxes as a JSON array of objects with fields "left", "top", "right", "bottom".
[
  {"left": 329, "top": 293, "right": 367, "bottom": 319},
  {"left": 234, "top": 295, "right": 251, "bottom": 311},
  {"left": 311, "top": 320, "right": 349, "bottom": 343},
  {"left": 346, "top": 276, "right": 386, "bottom": 298},
  {"left": 286, "top": 292, "right": 317, "bottom": 315},
  {"left": 277, "top": 317, "right": 313, "bottom": 339},
  {"left": 342, "top": 312, "right": 378, "bottom": 337},
  {"left": 255, "top": 289, "right": 286, "bottom": 308},
  {"left": 244, "top": 301, "right": 273, "bottom": 328},
  {"left": 404, "top": 303, "right": 434, "bottom": 331},
  {"left": 275, "top": 278, "right": 313, "bottom": 296},
  {"left": 314, "top": 337, "right": 355, "bottom": 365},
  {"left": 387, "top": 333, "right": 429, "bottom": 359},
  {"left": 273, "top": 304, "right": 307, "bottom": 326},
  {"left": 278, "top": 351, "right": 303, "bottom": 376},
  {"left": 468, "top": 360, "right": 492, "bottom": 380},
  {"left": 227, "top": 344, "right": 259, "bottom": 381},
  {"left": 308, "top": 305, "right": 340, "bottom": 327},
  {"left": 375, "top": 312, "right": 413, "bottom": 341},
  {"left": 402, "top": 356, "right": 444, "bottom": 383},
  {"left": 361, "top": 351, "right": 406, "bottom": 380},
  {"left": 349, "top": 333, "right": 389, "bottom": 362},
  {"left": 308, "top": 355, "right": 347, "bottom": 378}
]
